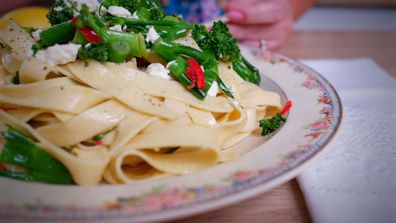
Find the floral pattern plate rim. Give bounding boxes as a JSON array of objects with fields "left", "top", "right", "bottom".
[{"left": 0, "top": 48, "right": 342, "bottom": 223}]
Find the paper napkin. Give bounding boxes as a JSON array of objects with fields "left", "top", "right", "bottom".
[{"left": 297, "top": 58, "right": 396, "bottom": 223}]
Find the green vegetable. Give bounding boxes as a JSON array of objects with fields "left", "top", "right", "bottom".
[
  {"left": 106, "top": 16, "right": 192, "bottom": 33},
  {"left": 47, "top": 0, "right": 75, "bottom": 25},
  {"left": 25, "top": 27, "right": 37, "bottom": 36},
  {"left": 101, "top": 0, "right": 165, "bottom": 20},
  {"left": 259, "top": 113, "right": 287, "bottom": 136},
  {"left": 77, "top": 5, "right": 147, "bottom": 61},
  {"left": 153, "top": 39, "right": 233, "bottom": 99},
  {"left": 216, "top": 76, "right": 234, "bottom": 99},
  {"left": 39, "top": 20, "right": 77, "bottom": 47},
  {"left": 0, "top": 125, "right": 73, "bottom": 184},
  {"left": 78, "top": 42, "right": 110, "bottom": 65},
  {"left": 92, "top": 127, "right": 116, "bottom": 142},
  {"left": 168, "top": 56, "right": 206, "bottom": 100},
  {"left": 152, "top": 38, "right": 214, "bottom": 66},
  {"left": 31, "top": 21, "right": 77, "bottom": 54},
  {"left": 192, "top": 21, "right": 261, "bottom": 85},
  {"left": 159, "top": 25, "right": 190, "bottom": 41},
  {"left": 32, "top": 43, "right": 44, "bottom": 55}
]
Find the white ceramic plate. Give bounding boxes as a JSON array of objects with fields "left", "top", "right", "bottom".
[{"left": 0, "top": 48, "right": 342, "bottom": 223}]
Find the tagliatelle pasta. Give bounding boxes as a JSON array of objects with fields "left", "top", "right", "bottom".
[{"left": 0, "top": 9, "right": 283, "bottom": 186}]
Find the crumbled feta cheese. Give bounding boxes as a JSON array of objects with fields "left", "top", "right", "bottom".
[
  {"left": 32, "top": 29, "right": 42, "bottom": 42},
  {"left": 35, "top": 43, "right": 81, "bottom": 66},
  {"left": 207, "top": 81, "right": 219, "bottom": 97},
  {"left": 85, "top": 43, "right": 91, "bottom": 48},
  {"left": 145, "top": 26, "right": 160, "bottom": 44},
  {"left": 54, "top": 6, "right": 63, "bottom": 12},
  {"left": 232, "top": 100, "right": 240, "bottom": 106},
  {"left": 107, "top": 6, "right": 132, "bottom": 18},
  {"left": 109, "top": 25, "right": 123, "bottom": 32},
  {"left": 67, "top": 0, "right": 100, "bottom": 12},
  {"left": 69, "top": 0, "right": 100, "bottom": 12},
  {"left": 132, "top": 11, "right": 139, "bottom": 19},
  {"left": 208, "top": 117, "right": 217, "bottom": 126},
  {"left": 146, "top": 63, "right": 171, "bottom": 80},
  {"left": 230, "top": 85, "right": 237, "bottom": 93}
]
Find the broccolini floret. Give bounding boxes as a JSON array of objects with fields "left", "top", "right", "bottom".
[
  {"left": 78, "top": 42, "right": 110, "bottom": 65},
  {"left": 102, "top": 0, "right": 165, "bottom": 20},
  {"left": 47, "top": 0, "right": 75, "bottom": 26},
  {"left": 259, "top": 113, "right": 287, "bottom": 136},
  {"left": 192, "top": 21, "right": 261, "bottom": 85},
  {"left": 193, "top": 21, "right": 239, "bottom": 62}
]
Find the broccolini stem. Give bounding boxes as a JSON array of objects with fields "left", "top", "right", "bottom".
[
  {"left": 231, "top": 55, "right": 261, "bottom": 85},
  {"left": 107, "top": 17, "right": 194, "bottom": 29},
  {"left": 168, "top": 56, "right": 206, "bottom": 100},
  {"left": 153, "top": 38, "right": 213, "bottom": 66},
  {"left": 39, "top": 20, "right": 76, "bottom": 47},
  {"left": 159, "top": 25, "right": 190, "bottom": 41}
]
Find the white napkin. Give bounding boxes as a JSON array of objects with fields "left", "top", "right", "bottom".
[{"left": 297, "top": 58, "right": 396, "bottom": 223}]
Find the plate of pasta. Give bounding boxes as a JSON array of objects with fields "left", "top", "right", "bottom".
[{"left": 0, "top": 1, "right": 342, "bottom": 222}]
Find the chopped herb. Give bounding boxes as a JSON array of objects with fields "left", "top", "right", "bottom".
[
  {"left": 92, "top": 127, "right": 116, "bottom": 142},
  {"left": 259, "top": 113, "right": 287, "bottom": 136},
  {"left": 25, "top": 27, "right": 37, "bottom": 36}
]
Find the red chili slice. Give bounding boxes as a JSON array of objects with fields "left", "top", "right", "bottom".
[
  {"left": 280, "top": 100, "right": 292, "bottom": 116},
  {"left": 185, "top": 58, "right": 206, "bottom": 90},
  {"left": 70, "top": 16, "right": 79, "bottom": 25},
  {"left": 70, "top": 17, "right": 101, "bottom": 43},
  {"left": 79, "top": 27, "right": 101, "bottom": 43}
]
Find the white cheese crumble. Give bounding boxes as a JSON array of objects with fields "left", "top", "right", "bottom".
[
  {"left": 32, "top": 29, "right": 42, "bottom": 42},
  {"left": 232, "top": 100, "right": 240, "bottom": 106},
  {"left": 208, "top": 117, "right": 217, "bottom": 126},
  {"left": 35, "top": 43, "right": 81, "bottom": 66},
  {"left": 145, "top": 26, "right": 160, "bottom": 44},
  {"left": 207, "top": 81, "right": 219, "bottom": 97},
  {"left": 109, "top": 25, "right": 123, "bottom": 32},
  {"left": 146, "top": 63, "right": 171, "bottom": 80},
  {"left": 107, "top": 6, "right": 132, "bottom": 18},
  {"left": 65, "top": 0, "right": 100, "bottom": 12},
  {"left": 54, "top": 6, "right": 64, "bottom": 12},
  {"left": 230, "top": 85, "right": 237, "bottom": 94}
]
